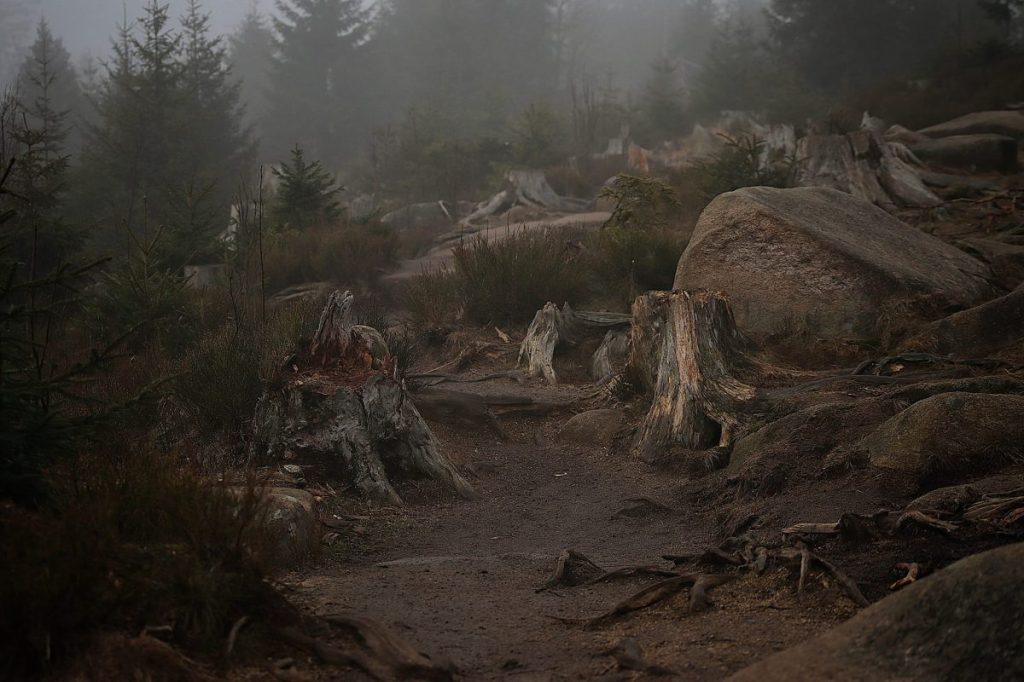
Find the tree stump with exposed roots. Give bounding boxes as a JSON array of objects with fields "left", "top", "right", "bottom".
[{"left": 251, "top": 291, "right": 475, "bottom": 504}]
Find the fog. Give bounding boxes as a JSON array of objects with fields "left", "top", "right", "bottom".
[{"left": 38, "top": 0, "right": 260, "bottom": 57}]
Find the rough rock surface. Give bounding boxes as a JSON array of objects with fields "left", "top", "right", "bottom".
[
  {"left": 859, "top": 392, "right": 1024, "bottom": 483},
  {"left": 556, "top": 409, "right": 624, "bottom": 447},
  {"left": 958, "top": 238, "right": 1024, "bottom": 290},
  {"left": 919, "top": 109, "right": 1024, "bottom": 140},
  {"left": 674, "top": 186, "right": 991, "bottom": 339},
  {"left": 262, "top": 487, "right": 319, "bottom": 563},
  {"left": 900, "top": 283, "right": 1024, "bottom": 356},
  {"left": 909, "top": 134, "right": 1018, "bottom": 172},
  {"left": 728, "top": 542, "right": 1024, "bottom": 682}
]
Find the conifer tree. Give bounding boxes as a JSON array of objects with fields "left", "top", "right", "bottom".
[
  {"left": 9, "top": 20, "right": 81, "bottom": 268},
  {"left": 639, "top": 58, "right": 688, "bottom": 144},
  {"left": 267, "top": 0, "right": 372, "bottom": 167},
  {"left": 229, "top": 5, "right": 275, "bottom": 132},
  {"left": 271, "top": 144, "right": 343, "bottom": 230}
]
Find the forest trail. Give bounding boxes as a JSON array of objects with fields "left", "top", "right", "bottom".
[
  {"left": 387, "top": 212, "right": 610, "bottom": 280},
  {"left": 284, "top": 374, "right": 854, "bottom": 681}
]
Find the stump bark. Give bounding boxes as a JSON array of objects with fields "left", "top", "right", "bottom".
[
  {"left": 798, "top": 130, "right": 941, "bottom": 211},
  {"left": 251, "top": 291, "right": 475, "bottom": 504},
  {"left": 628, "top": 290, "right": 768, "bottom": 463}
]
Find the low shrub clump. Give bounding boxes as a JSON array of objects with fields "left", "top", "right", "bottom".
[
  {"left": 587, "top": 175, "right": 687, "bottom": 303},
  {"left": 404, "top": 228, "right": 588, "bottom": 328},
  {"left": 262, "top": 220, "right": 399, "bottom": 292},
  {"left": 174, "top": 299, "right": 321, "bottom": 445}
]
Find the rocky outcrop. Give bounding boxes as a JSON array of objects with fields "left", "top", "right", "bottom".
[
  {"left": 728, "top": 542, "right": 1024, "bottom": 682},
  {"left": 910, "top": 134, "right": 1018, "bottom": 173},
  {"left": 859, "top": 392, "right": 1024, "bottom": 483},
  {"left": 556, "top": 409, "right": 624, "bottom": 447},
  {"left": 674, "top": 186, "right": 991, "bottom": 340},
  {"left": 919, "top": 110, "right": 1024, "bottom": 140},
  {"left": 900, "top": 283, "right": 1024, "bottom": 356},
  {"left": 958, "top": 238, "right": 1024, "bottom": 290}
]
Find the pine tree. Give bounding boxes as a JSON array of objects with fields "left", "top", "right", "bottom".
[
  {"left": 267, "top": 0, "right": 372, "bottom": 168},
  {"left": 639, "top": 58, "right": 688, "bottom": 144},
  {"left": 271, "top": 144, "right": 343, "bottom": 230},
  {"left": 9, "top": 20, "right": 81, "bottom": 269},
  {"left": 170, "top": 0, "right": 251, "bottom": 266},
  {"left": 229, "top": 5, "right": 275, "bottom": 132},
  {"left": 16, "top": 20, "right": 84, "bottom": 153},
  {"left": 80, "top": 1, "right": 250, "bottom": 267}
]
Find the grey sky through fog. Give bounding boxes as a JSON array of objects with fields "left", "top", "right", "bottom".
[{"left": 35, "top": 0, "right": 264, "bottom": 60}]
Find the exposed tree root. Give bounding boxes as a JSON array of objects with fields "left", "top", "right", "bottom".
[
  {"left": 890, "top": 562, "right": 922, "bottom": 591},
  {"left": 777, "top": 547, "right": 869, "bottom": 607},
  {"left": 586, "top": 566, "right": 681, "bottom": 585},
  {"left": 583, "top": 573, "right": 732, "bottom": 627}
]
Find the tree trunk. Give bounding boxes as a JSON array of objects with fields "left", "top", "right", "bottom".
[
  {"left": 799, "top": 130, "right": 941, "bottom": 212},
  {"left": 251, "top": 291, "right": 475, "bottom": 504},
  {"left": 630, "top": 290, "right": 768, "bottom": 463}
]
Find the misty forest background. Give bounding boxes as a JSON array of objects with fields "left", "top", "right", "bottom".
[{"left": 1, "top": 0, "right": 1024, "bottom": 675}]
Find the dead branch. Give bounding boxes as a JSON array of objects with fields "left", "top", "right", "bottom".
[{"left": 538, "top": 549, "right": 604, "bottom": 591}]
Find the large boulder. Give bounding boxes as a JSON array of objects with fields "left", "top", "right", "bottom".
[
  {"left": 909, "top": 134, "right": 1018, "bottom": 173},
  {"left": 919, "top": 110, "right": 1024, "bottom": 140},
  {"left": 674, "top": 187, "right": 991, "bottom": 339},
  {"left": 859, "top": 392, "right": 1024, "bottom": 483},
  {"left": 728, "top": 542, "right": 1024, "bottom": 682}
]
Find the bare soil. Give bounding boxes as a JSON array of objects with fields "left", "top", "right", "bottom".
[{"left": 262, "top": 367, "right": 868, "bottom": 681}]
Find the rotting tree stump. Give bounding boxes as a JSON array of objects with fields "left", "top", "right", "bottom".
[
  {"left": 799, "top": 129, "right": 941, "bottom": 211},
  {"left": 518, "top": 302, "right": 631, "bottom": 385},
  {"left": 251, "top": 290, "right": 475, "bottom": 504},
  {"left": 627, "top": 290, "right": 773, "bottom": 463}
]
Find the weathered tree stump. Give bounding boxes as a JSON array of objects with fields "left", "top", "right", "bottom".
[
  {"left": 518, "top": 302, "right": 631, "bottom": 385},
  {"left": 799, "top": 129, "right": 941, "bottom": 211},
  {"left": 251, "top": 291, "right": 475, "bottom": 504},
  {"left": 629, "top": 290, "right": 769, "bottom": 463}
]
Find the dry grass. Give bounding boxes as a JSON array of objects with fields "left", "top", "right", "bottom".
[
  {"left": 263, "top": 221, "right": 398, "bottom": 293},
  {"left": 0, "top": 442, "right": 279, "bottom": 678}
]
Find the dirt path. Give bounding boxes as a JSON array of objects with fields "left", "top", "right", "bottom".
[{"left": 284, "top": 376, "right": 857, "bottom": 681}]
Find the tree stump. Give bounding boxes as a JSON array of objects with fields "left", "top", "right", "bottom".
[
  {"left": 518, "top": 303, "right": 631, "bottom": 385},
  {"left": 799, "top": 130, "right": 941, "bottom": 212},
  {"left": 461, "top": 170, "right": 590, "bottom": 227},
  {"left": 629, "top": 290, "right": 768, "bottom": 463},
  {"left": 251, "top": 291, "right": 475, "bottom": 504}
]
